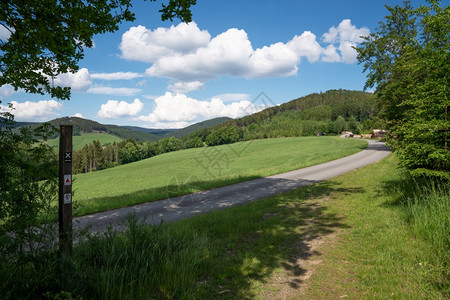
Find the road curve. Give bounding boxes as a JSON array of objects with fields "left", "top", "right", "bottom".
[{"left": 74, "top": 139, "right": 390, "bottom": 233}]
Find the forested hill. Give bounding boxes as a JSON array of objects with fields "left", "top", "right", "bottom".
[
  {"left": 170, "top": 117, "right": 232, "bottom": 138},
  {"left": 13, "top": 117, "right": 161, "bottom": 141},
  {"left": 187, "top": 89, "right": 382, "bottom": 142},
  {"left": 227, "top": 89, "right": 377, "bottom": 128}
]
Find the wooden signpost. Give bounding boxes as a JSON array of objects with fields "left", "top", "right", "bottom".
[{"left": 59, "top": 125, "right": 73, "bottom": 255}]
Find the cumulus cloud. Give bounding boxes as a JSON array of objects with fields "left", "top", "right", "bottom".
[
  {"left": 0, "top": 100, "right": 62, "bottom": 121},
  {"left": 97, "top": 98, "right": 144, "bottom": 118},
  {"left": 144, "top": 28, "right": 302, "bottom": 81},
  {"left": 91, "top": 72, "right": 143, "bottom": 80},
  {"left": 322, "top": 45, "right": 341, "bottom": 63},
  {"left": 0, "top": 84, "right": 16, "bottom": 99},
  {"left": 87, "top": 86, "right": 142, "bottom": 96},
  {"left": 121, "top": 20, "right": 369, "bottom": 84},
  {"left": 148, "top": 121, "right": 191, "bottom": 129},
  {"left": 137, "top": 92, "right": 264, "bottom": 124},
  {"left": 71, "top": 113, "right": 85, "bottom": 118},
  {"left": 120, "top": 22, "right": 211, "bottom": 62},
  {"left": 53, "top": 68, "right": 92, "bottom": 91},
  {"left": 322, "top": 19, "right": 370, "bottom": 63},
  {"left": 167, "top": 81, "right": 204, "bottom": 93},
  {"left": 286, "top": 31, "right": 323, "bottom": 63}
]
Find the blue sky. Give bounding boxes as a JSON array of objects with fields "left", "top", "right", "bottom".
[{"left": 0, "top": 0, "right": 428, "bottom": 128}]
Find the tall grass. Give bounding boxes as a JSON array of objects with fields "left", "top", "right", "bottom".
[
  {"left": 78, "top": 216, "right": 210, "bottom": 300},
  {"left": 402, "top": 180, "right": 449, "bottom": 287},
  {"left": 1, "top": 215, "right": 210, "bottom": 300}
]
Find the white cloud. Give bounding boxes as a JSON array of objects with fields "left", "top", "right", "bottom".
[
  {"left": 145, "top": 28, "right": 253, "bottom": 81},
  {"left": 323, "top": 19, "right": 369, "bottom": 44},
  {"left": 148, "top": 121, "right": 191, "bottom": 129},
  {"left": 322, "top": 19, "right": 370, "bottom": 63},
  {"left": 87, "top": 86, "right": 142, "bottom": 96},
  {"left": 0, "top": 100, "right": 62, "bottom": 121},
  {"left": 91, "top": 72, "right": 143, "bottom": 80},
  {"left": 71, "top": 113, "right": 84, "bottom": 118},
  {"left": 120, "top": 22, "right": 211, "bottom": 62},
  {"left": 0, "top": 84, "right": 16, "bottom": 99},
  {"left": 167, "top": 81, "right": 204, "bottom": 93},
  {"left": 137, "top": 92, "right": 263, "bottom": 124},
  {"left": 287, "top": 31, "right": 323, "bottom": 63},
  {"left": 339, "top": 41, "right": 360, "bottom": 63},
  {"left": 322, "top": 45, "right": 341, "bottom": 63},
  {"left": 52, "top": 68, "right": 92, "bottom": 91},
  {"left": 136, "top": 80, "right": 147, "bottom": 87},
  {"left": 97, "top": 98, "right": 144, "bottom": 118},
  {"left": 120, "top": 20, "right": 369, "bottom": 85}
]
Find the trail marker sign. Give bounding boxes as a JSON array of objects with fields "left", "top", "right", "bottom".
[
  {"left": 59, "top": 125, "right": 73, "bottom": 255},
  {"left": 64, "top": 193, "right": 72, "bottom": 204},
  {"left": 64, "top": 175, "right": 71, "bottom": 186},
  {"left": 64, "top": 152, "right": 72, "bottom": 163}
]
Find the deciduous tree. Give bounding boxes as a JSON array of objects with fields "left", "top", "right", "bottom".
[
  {"left": 357, "top": 0, "right": 449, "bottom": 179},
  {"left": 0, "top": 0, "right": 195, "bottom": 100}
]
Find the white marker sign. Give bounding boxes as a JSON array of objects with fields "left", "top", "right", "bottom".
[
  {"left": 64, "top": 175, "right": 72, "bottom": 186},
  {"left": 64, "top": 193, "right": 72, "bottom": 204}
]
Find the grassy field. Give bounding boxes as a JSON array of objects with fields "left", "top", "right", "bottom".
[
  {"left": 47, "top": 132, "right": 122, "bottom": 151},
  {"left": 73, "top": 136, "right": 368, "bottom": 215}
]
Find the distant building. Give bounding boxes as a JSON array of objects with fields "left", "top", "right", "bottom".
[
  {"left": 371, "top": 129, "right": 387, "bottom": 138},
  {"left": 341, "top": 131, "right": 353, "bottom": 137}
]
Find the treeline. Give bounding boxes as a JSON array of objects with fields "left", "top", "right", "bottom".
[{"left": 72, "top": 137, "right": 188, "bottom": 174}]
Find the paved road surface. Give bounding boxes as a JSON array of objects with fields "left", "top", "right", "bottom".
[{"left": 74, "top": 139, "right": 390, "bottom": 233}]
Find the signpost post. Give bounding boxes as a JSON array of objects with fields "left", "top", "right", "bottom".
[{"left": 59, "top": 125, "right": 73, "bottom": 255}]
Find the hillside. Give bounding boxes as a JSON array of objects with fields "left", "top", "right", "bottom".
[
  {"left": 12, "top": 116, "right": 161, "bottom": 141},
  {"left": 186, "top": 89, "right": 381, "bottom": 143},
  {"left": 169, "top": 117, "right": 232, "bottom": 138},
  {"left": 123, "top": 126, "right": 176, "bottom": 137},
  {"left": 226, "top": 89, "right": 377, "bottom": 127},
  {"left": 47, "top": 132, "right": 123, "bottom": 151}
]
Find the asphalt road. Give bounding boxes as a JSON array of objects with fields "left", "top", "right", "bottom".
[{"left": 74, "top": 139, "right": 391, "bottom": 233}]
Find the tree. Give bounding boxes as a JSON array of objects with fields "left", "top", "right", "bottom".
[
  {"left": 0, "top": 110, "right": 59, "bottom": 260},
  {"left": 356, "top": 0, "right": 449, "bottom": 180},
  {"left": 334, "top": 115, "right": 347, "bottom": 134},
  {"left": 0, "top": 0, "right": 196, "bottom": 100}
]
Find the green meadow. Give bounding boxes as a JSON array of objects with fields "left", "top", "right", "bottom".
[
  {"left": 47, "top": 132, "right": 122, "bottom": 151},
  {"left": 73, "top": 136, "right": 368, "bottom": 215}
]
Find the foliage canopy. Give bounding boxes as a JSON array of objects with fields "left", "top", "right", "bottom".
[
  {"left": 0, "top": 0, "right": 195, "bottom": 100},
  {"left": 356, "top": 0, "right": 449, "bottom": 180}
]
